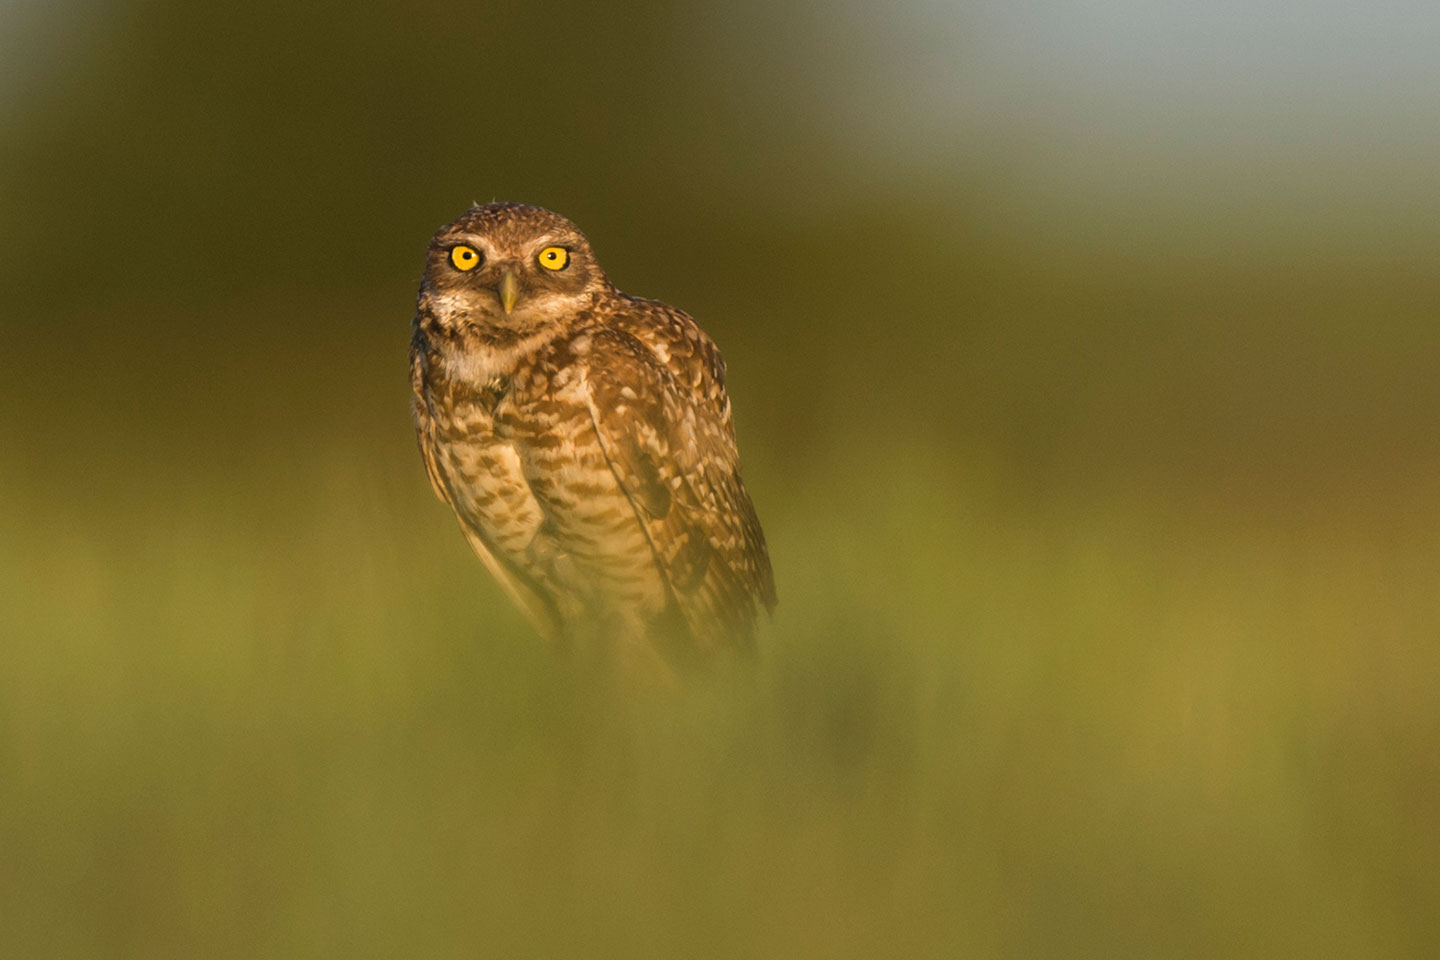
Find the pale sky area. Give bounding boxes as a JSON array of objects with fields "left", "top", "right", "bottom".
[
  {"left": 820, "top": 0, "right": 1440, "bottom": 139},
  {"left": 786, "top": 0, "right": 1440, "bottom": 243}
]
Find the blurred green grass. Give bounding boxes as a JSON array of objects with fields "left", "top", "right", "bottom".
[
  {"left": 3, "top": 407, "right": 1436, "bottom": 957},
  {"left": 4, "top": 0, "right": 1440, "bottom": 955}
]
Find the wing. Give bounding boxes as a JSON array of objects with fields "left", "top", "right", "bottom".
[
  {"left": 409, "top": 333, "right": 452, "bottom": 504},
  {"left": 580, "top": 327, "right": 775, "bottom": 652},
  {"left": 606, "top": 294, "right": 737, "bottom": 437}
]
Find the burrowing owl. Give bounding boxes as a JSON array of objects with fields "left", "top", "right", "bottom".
[{"left": 410, "top": 202, "right": 775, "bottom": 665}]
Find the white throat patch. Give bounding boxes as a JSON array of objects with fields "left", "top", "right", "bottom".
[{"left": 438, "top": 328, "right": 556, "bottom": 386}]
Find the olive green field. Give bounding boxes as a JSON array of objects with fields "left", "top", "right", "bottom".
[{"left": 2, "top": 2, "right": 1438, "bottom": 956}]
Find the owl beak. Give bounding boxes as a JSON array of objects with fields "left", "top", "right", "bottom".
[{"left": 498, "top": 270, "right": 522, "bottom": 315}]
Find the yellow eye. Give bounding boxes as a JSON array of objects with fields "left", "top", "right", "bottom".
[
  {"left": 537, "top": 246, "right": 569, "bottom": 271},
  {"left": 449, "top": 245, "right": 481, "bottom": 271}
]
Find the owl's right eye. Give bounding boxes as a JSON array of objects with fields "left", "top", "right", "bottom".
[{"left": 449, "top": 245, "right": 482, "bottom": 271}]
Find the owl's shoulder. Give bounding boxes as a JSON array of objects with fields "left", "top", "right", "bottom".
[
  {"left": 549, "top": 322, "right": 668, "bottom": 395},
  {"left": 585, "top": 289, "right": 732, "bottom": 428}
]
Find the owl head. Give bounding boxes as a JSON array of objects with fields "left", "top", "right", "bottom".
[{"left": 418, "top": 202, "right": 609, "bottom": 342}]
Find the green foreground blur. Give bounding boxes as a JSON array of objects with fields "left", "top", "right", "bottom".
[{"left": 2, "top": 0, "right": 1438, "bottom": 955}]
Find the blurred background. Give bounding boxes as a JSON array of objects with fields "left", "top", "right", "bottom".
[{"left": 2, "top": 0, "right": 1438, "bottom": 956}]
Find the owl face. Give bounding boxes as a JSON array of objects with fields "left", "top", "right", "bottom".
[{"left": 420, "top": 203, "right": 608, "bottom": 340}]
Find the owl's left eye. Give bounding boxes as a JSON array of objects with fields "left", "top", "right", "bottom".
[
  {"left": 449, "top": 245, "right": 482, "bottom": 271},
  {"left": 537, "top": 246, "right": 570, "bottom": 271}
]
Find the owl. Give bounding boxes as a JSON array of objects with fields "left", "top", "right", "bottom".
[{"left": 409, "top": 202, "right": 776, "bottom": 668}]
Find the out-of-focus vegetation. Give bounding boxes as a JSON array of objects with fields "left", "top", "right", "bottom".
[{"left": 2, "top": 1, "right": 1438, "bottom": 956}]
